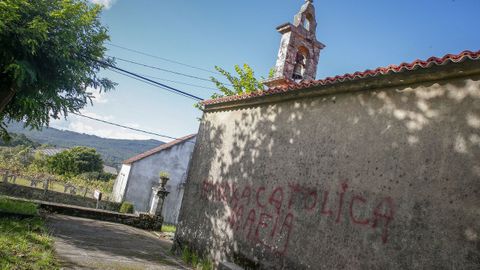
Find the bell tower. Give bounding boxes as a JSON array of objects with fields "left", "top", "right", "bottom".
[{"left": 265, "top": 0, "right": 325, "bottom": 87}]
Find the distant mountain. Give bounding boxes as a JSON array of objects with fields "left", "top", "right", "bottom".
[{"left": 6, "top": 122, "right": 164, "bottom": 168}]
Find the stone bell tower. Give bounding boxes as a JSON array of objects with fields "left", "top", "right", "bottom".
[{"left": 265, "top": 0, "right": 325, "bottom": 88}]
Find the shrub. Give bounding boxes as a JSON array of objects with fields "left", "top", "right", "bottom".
[
  {"left": 119, "top": 201, "right": 134, "bottom": 214},
  {"left": 159, "top": 171, "right": 169, "bottom": 179},
  {"left": 161, "top": 224, "right": 176, "bottom": 233}
]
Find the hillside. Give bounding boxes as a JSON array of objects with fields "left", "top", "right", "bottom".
[{"left": 6, "top": 122, "right": 164, "bottom": 168}]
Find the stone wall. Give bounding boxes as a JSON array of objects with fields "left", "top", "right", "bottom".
[
  {"left": 175, "top": 63, "right": 480, "bottom": 269},
  {"left": 39, "top": 201, "right": 163, "bottom": 231},
  {"left": 0, "top": 182, "right": 121, "bottom": 212}
]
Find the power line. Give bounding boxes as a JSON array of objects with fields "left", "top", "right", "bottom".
[
  {"left": 94, "top": 58, "right": 204, "bottom": 101},
  {"left": 140, "top": 74, "right": 218, "bottom": 91},
  {"left": 112, "top": 56, "right": 216, "bottom": 84},
  {"left": 109, "top": 69, "right": 201, "bottom": 101},
  {"left": 106, "top": 42, "right": 220, "bottom": 75},
  {"left": 71, "top": 112, "right": 181, "bottom": 141}
]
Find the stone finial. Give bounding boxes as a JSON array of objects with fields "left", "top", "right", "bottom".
[{"left": 264, "top": 0, "right": 325, "bottom": 88}]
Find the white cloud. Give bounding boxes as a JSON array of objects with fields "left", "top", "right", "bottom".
[{"left": 90, "top": 0, "right": 117, "bottom": 9}]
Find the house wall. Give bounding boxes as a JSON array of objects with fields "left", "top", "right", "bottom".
[
  {"left": 123, "top": 137, "right": 196, "bottom": 224},
  {"left": 176, "top": 73, "right": 480, "bottom": 269},
  {"left": 112, "top": 164, "right": 131, "bottom": 203}
]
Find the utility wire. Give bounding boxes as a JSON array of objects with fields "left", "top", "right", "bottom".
[
  {"left": 140, "top": 74, "right": 218, "bottom": 91},
  {"left": 106, "top": 42, "right": 220, "bottom": 75},
  {"left": 110, "top": 55, "right": 234, "bottom": 87},
  {"left": 94, "top": 58, "right": 204, "bottom": 101},
  {"left": 71, "top": 112, "right": 182, "bottom": 141},
  {"left": 112, "top": 56, "right": 220, "bottom": 84},
  {"left": 109, "top": 69, "right": 201, "bottom": 101}
]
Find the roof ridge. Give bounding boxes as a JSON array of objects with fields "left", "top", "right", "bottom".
[
  {"left": 202, "top": 49, "right": 480, "bottom": 106},
  {"left": 123, "top": 134, "right": 196, "bottom": 164}
]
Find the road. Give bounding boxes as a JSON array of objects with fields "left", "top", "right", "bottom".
[{"left": 46, "top": 214, "right": 188, "bottom": 270}]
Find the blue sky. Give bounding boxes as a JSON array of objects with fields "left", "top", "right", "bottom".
[{"left": 51, "top": 0, "right": 480, "bottom": 142}]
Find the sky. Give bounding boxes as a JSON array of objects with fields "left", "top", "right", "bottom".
[{"left": 50, "top": 0, "right": 480, "bottom": 142}]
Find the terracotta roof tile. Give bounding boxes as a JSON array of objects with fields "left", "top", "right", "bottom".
[
  {"left": 202, "top": 50, "right": 480, "bottom": 106},
  {"left": 123, "top": 134, "right": 196, "bottom": 164}
]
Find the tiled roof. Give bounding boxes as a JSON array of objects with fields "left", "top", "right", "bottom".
[
  {"left": 123, "top": 134, "right": 196, "bottom": 164},
  {"left": 202, "top": 50, "right": 480, "bottom": 106}
]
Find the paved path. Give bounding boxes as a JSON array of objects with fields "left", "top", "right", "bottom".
[{"left": 46, "top": 214, "right": 189, "bottom": 270}]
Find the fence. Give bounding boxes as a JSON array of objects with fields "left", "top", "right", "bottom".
[{"left": 0, "top": 170, "right": 114, "bottom": 202}]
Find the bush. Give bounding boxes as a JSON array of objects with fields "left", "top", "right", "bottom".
[{"left": 119, "top": 202, "right": 134, "bottom": 214}]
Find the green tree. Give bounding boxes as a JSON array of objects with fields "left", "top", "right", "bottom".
[
  {"left": 47, "top": 146, "right": 103, "bottom": 175},
  {"left": 210, "top": 64, "right": 266, "bottom": 98},
  {"left": 0, "top": 133, "right": 39, "bottom": 148},
  {"left": 0, "top": 145, "right": 34, "bottom": 171},
  {"left": 0, "top": 0, "right": 115, "bottom": 139}
]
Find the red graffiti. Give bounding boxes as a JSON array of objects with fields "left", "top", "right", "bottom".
[
  {"left": 241, "top": 186, "right": 252, "bottom": 205},
  {"left": 320, "top": 190, "right": 334, "bottom": 216},
  {"left": 201, "top": 179, "right": 397, "bottom": 254},
  {"left": 335, "top": 182, "right": 349, "bottom": 223},
  {"left": 372, "top": 197, "right": 395, "bottom": 244},
  {"left": 256, "top": 187, "right": 267, "bottom": 208},
  {"left": 349, "top": 195, "right": 370, "bottom": 225},
  {"left": 304, "top": 189, "right": 318, "bottom": 211},
  {"left": 268, "top": 187, "right": 284, "bottom": 214}
]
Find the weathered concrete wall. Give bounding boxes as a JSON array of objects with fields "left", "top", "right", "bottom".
[
  {"left": 123, "top": 137, "right": 196, "bottom": 224},
  {"left": 0, "top": 182, "right": 121, "bottom": 211},
  {"left": 176, "top": 73, "right": 480, "bottom": 269}
]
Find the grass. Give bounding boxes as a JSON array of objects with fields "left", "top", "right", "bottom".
[
  {"left": 13, "top": 177, "right": 71, "bottom": 193},
  {"left": 119, "top": 201, "right": 134, "bottom": 214},
  {"left": 161, "top": 224, "right": 176, "bottom": 233},
  {"left": 181, "top": 247, "right": 213, "bottom": 270},
  {"left": 0, "top": 197, "right": 38, "bottom": 215},
  {"left": 0, "top": 197, "right": 59, "bottom": 270}
]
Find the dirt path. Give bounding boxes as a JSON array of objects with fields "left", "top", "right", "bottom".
[{"left": 46, "top": 214, "right": 188, "bottom": 270}]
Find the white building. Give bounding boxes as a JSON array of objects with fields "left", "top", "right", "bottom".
[{"left": 112, "top": 134, "right": 196, "bottom": 224}]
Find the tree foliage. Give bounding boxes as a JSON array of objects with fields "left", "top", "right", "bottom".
[
  {"left": 0, "top": 133, "right": 39, "bottom": 148},
  {"left": 0, "top": 0, "right": 115, "bottom": 139},
  {"left": 210, "top": 64, "right": 265, "bottom": 99},
  {"left": 0, "top": 146, "right": 34, "bottom": 171},
  {"left": 47, "top": 146, "right": 103, "bottom": 176}
]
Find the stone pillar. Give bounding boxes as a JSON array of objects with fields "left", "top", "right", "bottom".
[{"left": 152, "top": 175, "right": 170, "bottom": 218}]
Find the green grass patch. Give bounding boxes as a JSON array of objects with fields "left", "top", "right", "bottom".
[
  {"left": 161, "top": 224, "right": 176, "bottom": 233},
  {"left": 0, "top": 197, "right": 58, "bottom": 269},
  {"left": 119, "top": 201, "right": 134, "bottom": 214},
  {"left": 0, "top": 197, "right": 38, "bottom": 215},
  {"left": 181, "top": 247, "right": 213, "bottom": 270}
]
